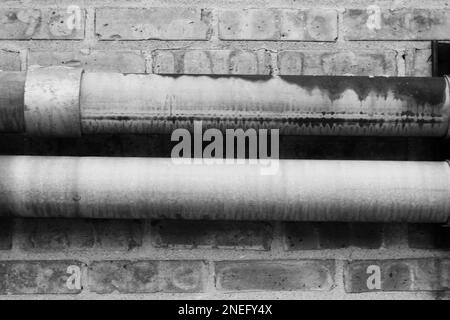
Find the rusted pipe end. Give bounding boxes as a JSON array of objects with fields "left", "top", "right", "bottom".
[{"left": 24, "top": 66, "right": 83, "bottom": 137}]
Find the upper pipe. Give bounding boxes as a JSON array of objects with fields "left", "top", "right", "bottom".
[
  {"left": 0, "top": 156, "right": 449, "bottom": 222},
  {"left": 1, "top": 66, "right": 450, "bottom": 137}
]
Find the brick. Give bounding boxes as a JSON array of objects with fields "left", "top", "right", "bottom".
[
  {"left": 0, "top": 219, "right": 12, "bottom": 250},
  {"left": 216, "top": 260, "right": 334, "bottom": 291},
  {"left": 92, "top": 219, "right": 143, "bottom": 250},
  {"left": 344, "top": 9, "right": 450, "bottom": 40},
  {"left": 344, "top": 259, "right": 445, "bottom": 293},
  {"left": 350, "top": 223, "right": 384, "bottom": 249},
  {"left": 153, "top": 49, "right": 271, "bottom": 75},
  {"left": 0, "top": 261, "right": 83, "bottom": 294},
  {"left": 408, "top": 224, "right": 450, "bottom": 249},
  {"left": 278, "top": 51, "right": 304, "bottom": 75},
  {"left": 28, "top": 50, "right": 146, "bottom": 73},
  {"left": 21, "top": 219, "right": 142, "bottom": 251},
  {"left": 0, "top": 50, "right": 21, "bottom": 71},
  {"left": 278, "top": 50, "right": 397, "bottom": 76},
  {"left": 22, "top": 219, "right": 94, "bottom": 251},
  {"left": 0, "top": 8, "right": 85, "bottom": 39},
  {"left": 96, "top": 8, "right": 212, "bottom": 40},
  {"left": 405, "top": 49, "right": 432, "bottom": 76},
  {"left": 219, "top": 9, "right": 337, "bottom": 41},
  {"left": 89, "top": 260, "right": 207, "bottom": 294},
  {"left": 285, "top": 222, "right": 383, "bottom": 250},
  {"left": 151, "top": 220, "right": 272, "bottom": 250}
]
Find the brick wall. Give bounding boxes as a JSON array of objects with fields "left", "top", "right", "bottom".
[
  {"left": 0, "top": 219, "right": 449, "bottom": 299},
  {"left": 1, "top": 0, "right": 450, "bottom": 300}
]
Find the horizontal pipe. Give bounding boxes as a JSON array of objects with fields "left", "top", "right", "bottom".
[
  {"left": 1, "top": 67, "right": 450, "bottom": 138},
  {"left": 81, "top": 73, "right": 450, "bottom": 137},
  {"left": 0, "top": 156, "right": 449, "bottom": 222}
]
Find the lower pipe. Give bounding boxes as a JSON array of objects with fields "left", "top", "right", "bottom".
[{"left": 0, "top": 156, "right": 449, "bottom": 222}]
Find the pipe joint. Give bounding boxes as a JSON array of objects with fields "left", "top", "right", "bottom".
[{"left": 24, "top": 66, "right": 83, "bottom": 137}]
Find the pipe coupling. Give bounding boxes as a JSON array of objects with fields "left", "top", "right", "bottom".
[{"left": 24, "top": 66, "right": 83, "bottom": 137}]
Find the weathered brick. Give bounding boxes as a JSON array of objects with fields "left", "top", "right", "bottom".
[
  {"left": 0, "top": 50, "right": 21, "bottom": 71},
  {"left": 28, "top": 50, "right": 146, "bottom": 73},
  {"left": 96, "top": 8, "right": 212, "bottom": 40},
  {"left": 22, "top": 219, "right": 94, "bottom": 251},
  {"left": 285, "top": 222, "right": 383, "bottom": 250},
  {"left": 408, "top": 224, "right": 450, "bottom": 249},
  {"left": 89, "top": 260, "right": 207, "bottom": 294},
  {"left": 216, "top": 260, "right": 334, "bottom": 291},
  {"left": 153, "top": 49, "right": 271, "bottom": 75},
  {"left": 278, "top": 51, "right": 304, "bottom": 75},
  {"left": 151, "top": 220, "right": 272, "bottom": 250},
  {"left": 219, "top": 9, "right": 337, "bottom": 41},
  {"left": 0, "top": 8, "right": 85, "bottom": 39},
  {"left": 0, "top": 261, "right": 83, "bottom": 294},
  {"left": 92, "top": 219, "right": 143, "bottom": 250},
  {"left": 0, "top": 219, "right": 12, "bottom": 250},
  {"left": 405, "top": 49, "right": 432, "bottom": 76},
  {"left": 344, "top": 9, "right": 450, "bottom": 40},
  {"left": 344, "top": 259, "right": 445, "bottom": 293},
  {"left": 278, "top": 50, "right": 397, "bottom": 76},
  {"left": 21, "top": 219, "right": 142, "bottom": 251}
]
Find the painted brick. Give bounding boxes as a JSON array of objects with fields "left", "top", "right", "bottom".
[
  {"left": 278, "top": 50, "right": 397, "bottom": 76},
  {"left": 153, "top": 49, "right": 271, "bottom": 75},
  {"left": 0, "top": 219, "right": 12, "bottom": 250},
  {"left": 96, "top": 8, "right": 212, "bottom": 40},
  {"left": 215, "top": 260, "right": 334, "bottom": 291},
  {"left": 219, "top": 9, "right": 337, "bottom": 41},
  {"left": 344, "top": 259, "right": 445, "bottom": 293},
  {"left": 28, "top": 50, "right": 146, "bottom": 73},
  {"left": 21, "top": 219, "right": 142, "bottom": 251},
  {"left": 408, "top": 224, "right": 450, "bottom": 249},
  {"left": 0, "top": 50, "right": 21, "bottom": 71},
  {"left": 0, "top": 261, "right": 83, "bottom": 294},
  {"left": 151, "top": 220, "right": 272, "bottom": 250},
  {"left": 0, "top": 8, "right": 85, "bottom": 39},
  {"left": 284, "top": 223, "right": 383, "bottom": 250},
  {"left": 344, "top": 9, "right": 450, "bottom": 40},
  {"left": 89, "top": 260, "right": 207, "bottom": 294}
]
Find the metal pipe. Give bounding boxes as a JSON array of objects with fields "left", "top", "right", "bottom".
[
  {"left": 0, "top": 156, "right": 449, "bottom": 222},
  {"left": 1, "top": 66, "right": 450, "bottom": 138},
  {"left": 81, "top": 73, "right": 450, "bottom": 137}
]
